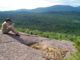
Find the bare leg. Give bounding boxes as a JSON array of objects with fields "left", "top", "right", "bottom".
[{"left": 8, "top": 26, "right": 20, "bottom": 36}]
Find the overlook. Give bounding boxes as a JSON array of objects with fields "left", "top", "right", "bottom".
[{"left": 0, "top": 30, "right": 76, "bottom": 60}]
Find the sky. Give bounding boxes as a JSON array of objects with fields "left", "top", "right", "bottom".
[{"left": 0, "top": 0, "right": 80, "bottom": 11}]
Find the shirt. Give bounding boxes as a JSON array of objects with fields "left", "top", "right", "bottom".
[{"left": 1, "top": 22, "right": 13, "bottom": 33}]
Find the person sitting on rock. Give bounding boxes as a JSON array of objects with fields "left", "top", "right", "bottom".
[{"left": 1, "top": 18, "right": 20, "bottom": 36}]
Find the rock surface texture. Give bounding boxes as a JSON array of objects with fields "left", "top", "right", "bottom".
[{"left": 0, "top": 31, "right": 76, "bottom": 60}]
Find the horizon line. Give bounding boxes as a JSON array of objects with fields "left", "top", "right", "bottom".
[{"left": 0, "top": 5, "right": 80, "bottom": 11}]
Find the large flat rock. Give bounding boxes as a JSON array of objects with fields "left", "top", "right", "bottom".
[
  {"left": 0, "top": 31, "right": 76, "bottom": 60},
  {"left": 0, "top": 42, "right": 45, "bottom": 60},
  {"left": 0, "top": 31, "right": 45, "bottom": 60}
]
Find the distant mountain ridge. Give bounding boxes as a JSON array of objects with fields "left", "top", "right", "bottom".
[
  {"left": 31, "top": 5, "right": 80, "bottom": 13},
  {"left": 0, "top": 5, "right": 80, "bottom": 13}
]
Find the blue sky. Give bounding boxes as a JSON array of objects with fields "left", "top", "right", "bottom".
[{"left": 0, "top": 0, "right": 80, "bottom": 11}]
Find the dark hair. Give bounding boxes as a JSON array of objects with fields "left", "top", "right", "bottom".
[{"left": 5, "top": 18, "right": 12, "bottom": 22}]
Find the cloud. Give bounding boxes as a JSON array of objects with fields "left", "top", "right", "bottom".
[
  {"left": 0, "top": 0, "right": 55, "bottom": 11},
  {"left": 45, "top": 0, "right": 63, "bottom": 4},
  {"left": 0, "top": 0, "right": 80, "bottom": 11},
  {"left": 45, "top": 0, "right": 80, "bottom": 6}
]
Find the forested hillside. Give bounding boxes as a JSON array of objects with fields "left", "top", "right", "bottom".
[{"left": 0, "top": 12, "right": 80, "bottom": 35}]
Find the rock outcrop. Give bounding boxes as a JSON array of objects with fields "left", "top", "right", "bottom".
[
  {"left": 0, "top": 31, "right": 76, "bottom": 60},
  {"left": 0, "top": 31, "right": 45, "bottom": 60}
]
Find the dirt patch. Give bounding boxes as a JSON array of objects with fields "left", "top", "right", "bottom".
[
  {"left": 31, "top": 44, "right": 67, "bottom": 60},
  {"left": 30, "top": 40, "right": 76, "bottom": 60}
]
